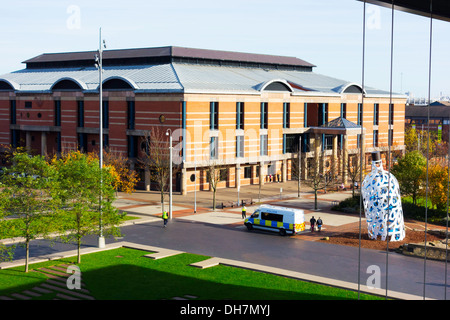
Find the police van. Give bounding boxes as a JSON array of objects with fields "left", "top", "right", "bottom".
[{"left": 244, "top": 205, "right": 305, "bottom": 236}]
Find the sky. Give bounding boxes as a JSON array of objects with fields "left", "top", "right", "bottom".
[{"left": 1, "top": 0, "right": 449, "bottom": 99}]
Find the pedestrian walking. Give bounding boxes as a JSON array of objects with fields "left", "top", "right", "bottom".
[
  {"left": 162, "top": 210, "right": 168, "bottom": 227},
  {"left": 317, "top": 217, "right": 323, "bottom": 232},
  {"left": 242, "top": 205, "right": 247, "bottom": 219},
  {"left": 310, "top": 216, "right": 316, "bottom": 232}
]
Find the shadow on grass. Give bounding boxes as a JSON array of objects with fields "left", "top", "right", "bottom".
[
  {"left": 0, "top": 268, "right": 49, "bottom": 296},
  {"left": 82, "top": 264, "right": 364, "bottom": 300},
  {"left": 0, "top": 249, "right": 378, "bottom": 300}
]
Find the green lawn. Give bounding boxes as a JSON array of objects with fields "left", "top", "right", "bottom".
[{"left": 0, "top": 247, "right": 382, "bottom": 300}]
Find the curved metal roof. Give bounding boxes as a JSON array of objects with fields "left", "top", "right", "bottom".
[{"left": 0, "top": 62, "right": 403, "bottom": 97}]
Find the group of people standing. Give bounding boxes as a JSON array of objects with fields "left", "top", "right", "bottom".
[{"left": 309, "top": 216, "right": 323, "bottom": 232}]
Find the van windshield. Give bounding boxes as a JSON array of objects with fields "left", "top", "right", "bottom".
[{"left": 251, "top": 211, "right": 259, "bottom": 218}]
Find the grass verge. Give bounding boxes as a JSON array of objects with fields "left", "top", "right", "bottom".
[{"left": 0, "top": 247, "right": 382, "bottom": 300}]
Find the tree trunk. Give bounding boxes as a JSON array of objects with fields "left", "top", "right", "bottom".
[
  {"left": 212, "top": 189, "right": 216, "bottom": 211},
  {"left": 77, "top": 236, "right": 81, "bottom": 264},
  {"left": 314, "top": 190, "right": 318, "bottom": 210},
  {"left": 25, "top": 239, "right": 30, "bottom": 273}
]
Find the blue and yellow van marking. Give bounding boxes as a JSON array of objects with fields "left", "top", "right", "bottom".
[{"left": 245, "top": 217, "right": 305, "bottom": 232}]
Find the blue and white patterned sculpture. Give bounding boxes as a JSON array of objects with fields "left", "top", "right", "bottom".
[{"left": 361, "top": 152, "right": 405, "bottom": 242}]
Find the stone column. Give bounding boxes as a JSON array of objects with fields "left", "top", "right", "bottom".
[
  {"left": 41, "top": 132, "right": 47, "bottom": 156},
  {"left": 235, "top": 164, "right": 241, "bottom": 189},
  {"left": 26, "top": 131, "right": 31, "bottom": 150},
  {"left": 342, "top": 135, "right": 348, "bottom": 185},
  {"left": 259, "top": 161, "right": 265, "bottom": 186},
  {"left": 314, "top": 133, "right": 322, "bottom": 174},
  {"left": 181, "top": 167, "right": 187, "bottom": 195},
  {"left": 144, "top": 167, "right": 150, "bottom": 191},
  {"left": 282, "top": 159, "right": 287, "bottom": 182},
  {"left": 301, "top": 155, "right": 308, "bottom": 180},
  {"left": 332, "top": 135, "right": 338, "bottom": 181}
]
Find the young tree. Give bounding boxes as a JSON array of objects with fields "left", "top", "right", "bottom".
[
  {"left": 206, "top": 160, "right": 228, "bottom": 211},
  {"left": 305, "top": 152, "right": 335, "bottom": 210},
  {"left": 427, "top": 162, "right": 448, "bottom": 211},
  {"left": 140, "top": 127, "right": 179, "bottom": 212},
  {"left": 347, "top": 150, "right": 363, "bottom": 198},
  {"left": 0, "top": 152, "right": 57, "bottom": 272},
  {"left": 90, "top": 147, "right": 139, "bottom": 194},
  {"left": 52, "top": 151, "right": 124, "bottom": 264},
  {"left": 404, "top": 126, "right": 436, "bottom": 156},
  {"left": 391, "top": 151, "right": 427, "bottom": 205},
  {"left": 0, "top": 206, "right": 15, "bottom": 263}
]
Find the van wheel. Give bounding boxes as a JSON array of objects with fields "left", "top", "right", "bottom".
[
  {"left": 279, "top": 229, "right": 286, "bottom": 236},
  {"left": 245, "top": 223, "right": 253, "bottom": 231}
]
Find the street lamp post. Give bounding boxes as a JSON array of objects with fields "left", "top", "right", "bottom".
[
  {"left": 166, "top": 129, "right": 173, "bottom": 220},
  {"left": 95, "top": 27, "right": 106, "bottom": 248},
  {"left": 298, "top": 135, "right": 302, "bottom": 198},
  {"left": 194, "top": 144, "right": 197, "bottom": 213}
]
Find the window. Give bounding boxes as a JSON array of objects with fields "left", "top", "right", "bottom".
[
  {"left": 283, "top": 103, "right": 290, "bottom": 128},
  {"left": 102, "top": 101, "right": 109, "bottom": 129},
  {"left": 357, "top": 103, "right": 362, "bottom": 126},
  {"left": 210, "top": 102, "right": 219, "bottom": 130},
  {"left": 236, "top": 102, "right": 244, "bottom": 130},
  {"left": 260, "top": 134, "right": 268, "bottom": 156},
  {"left": 25, "top": 101, "right": 32, "bottom": 109},
  {"left": 127, "top": 100, "right": 135, "bottom": 130},
  {"left": 374, "top": 103, "right": 379, "bottom": 125},
  {"left": 78, "top": 133, "right": 87, "bottom": 152},
  {"left": 373, "top": 130, "right": 379, "bottom": 147},
  {"left": 236, "top": 135, "right": 244, "bottom": 158},
  {"left": 77, "top": 100, "right": 84, "bottom": 127},
  {"left": 260, "top": 102, "right": 268, "bottom": 129},
  {"left": 54, "top": 100, "right": 61, "bottom": 126},
  {"left": 244, "top": 166, "right": 252, "bottom": 179},
  {"left": 11, "top": 130, "right": 18, "bottom": 148},
  {"left": 219, "top": 169, "right": 227, "bottom": 182},
  {"left": 210, "top": 136, "right": 218, "bottom": 159},
  {"left": 56, "top": 132, "right": 62, "bottom": 153},
  {"left": 261, "top": 212, "right": 283, "bottom": 222},
  {"left": 318, "top": 103, "right": 328, "bottom": 126},
  {"left": 103, "top": 134, "right": 109, "bottom": 148},
  {"left": 284, "top": 134, "right": 300, "bottom": 154},
  {"left": 389, "top": 104, "right": 394, "bottom": 125},
  {"left": 10, "top": 100, "right": 16, "bottom": 125},
  {"left": 128, "top": 136, "right": 138, "bottom": 158},
  {"left": 389, "top": 129, "right": 394, "bottom": 145},
  {"left": 341, "top": 103, "right": 347, "bottom": 119},
  {"left": 324, "top": 135, "right": 333, "bottom": 150},
  {"left": 304, "top": 103, "right": 308, "bottom": 127}
]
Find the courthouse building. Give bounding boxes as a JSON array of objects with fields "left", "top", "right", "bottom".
[{"left": 0, "top": 46, "right": 406, "bottom": 193}]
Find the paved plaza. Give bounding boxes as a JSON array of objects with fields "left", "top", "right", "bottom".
[{"left": 115, "top": 180, "right": 364, "bottom": 232}]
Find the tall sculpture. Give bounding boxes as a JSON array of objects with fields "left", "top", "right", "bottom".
[{"left": 361, "top": 152, "right": 405, "bottom": 242}]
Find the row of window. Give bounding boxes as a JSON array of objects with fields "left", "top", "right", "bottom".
[
  {"left": 9, "top": 99, "right": 122, "bottom": 129},
  {"left": 209, "top": 102, "right": 395, "bottom": 130},
  {"left": 209, "top": 134, "right": 269, "bottom": 160},
  {"left": 9, "top": 100, "right": 396, "bottom": 129},
  {"left": 406, "top": 119, "right": 450, "bottom": 125}
]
